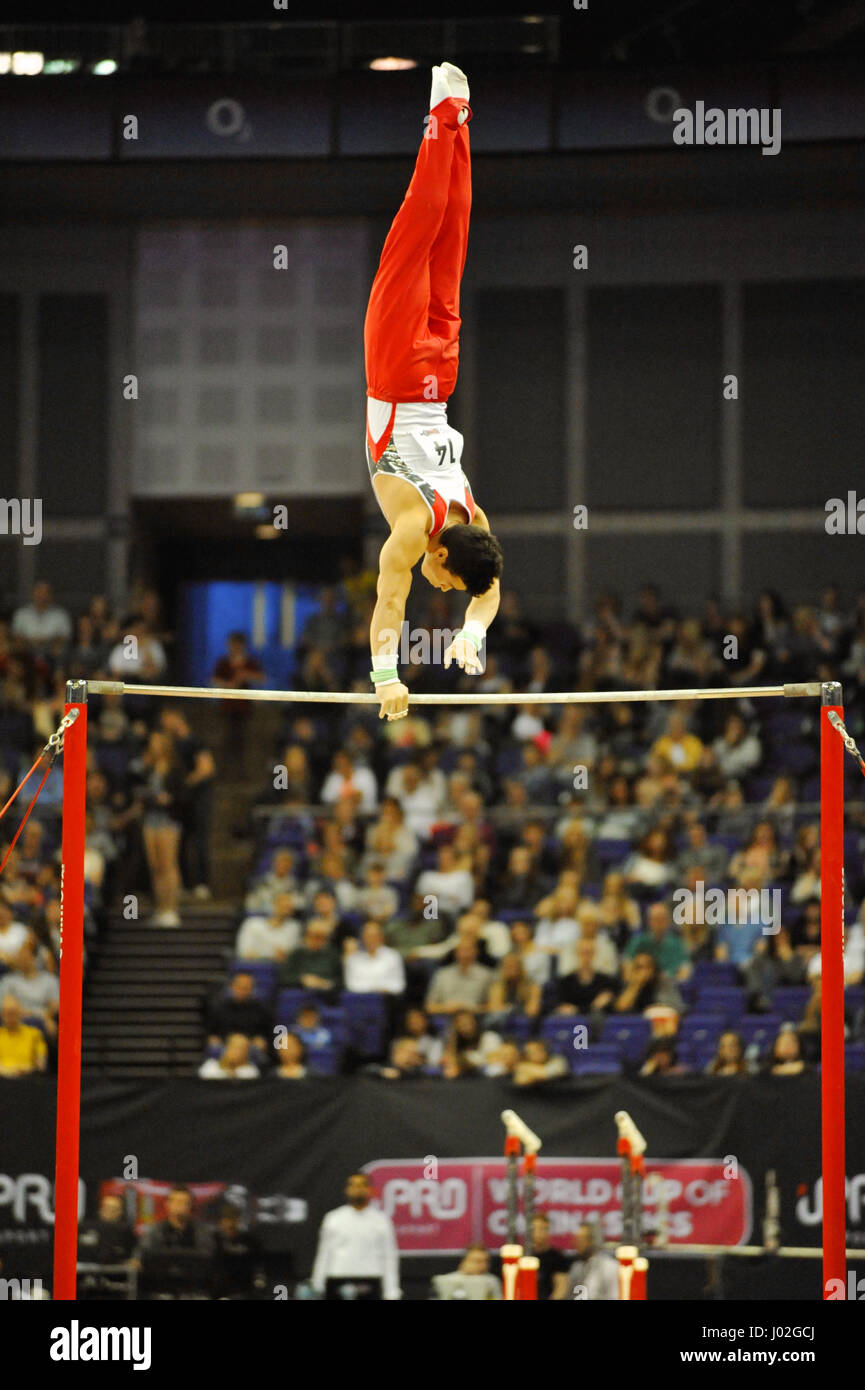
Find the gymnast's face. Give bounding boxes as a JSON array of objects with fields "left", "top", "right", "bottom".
[{"left": 421, "top": 547, "right": 466, "bottom": 592}]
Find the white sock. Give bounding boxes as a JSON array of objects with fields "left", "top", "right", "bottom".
[
  {"left": 441, "top": 61, "right": 469, "bottom": 103},
  {"left": 430, "top": 64, "right": 450, "bottom": 110}
]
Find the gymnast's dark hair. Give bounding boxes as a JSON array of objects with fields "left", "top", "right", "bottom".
[{"left": 438, "top": 525, "right": 503, "bottom": 597}]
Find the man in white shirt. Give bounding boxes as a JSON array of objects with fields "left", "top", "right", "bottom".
[
  {"left": 355, "top": 862, "right": 399, "bottom": 925},
  {"left": 0, "top": 939, "right": 59, "bottom": 1033},
  {"left": 806, "top": 919, "right": 865, "bottom": 985},
  {"left": 344, "top": 922, "right": 406, "bottom": 996},
  {"left": 244, "top": 848, "right": 298, "bottom": 915},
  {"left": 561, "top": 1222, "right": 619, "bottom": 1301},
  {"left": 384, "top": 760, "right": 445, "bottom": 839},
  {"left": 425, "top": 938, "right": 493, "bottom": 1016},
  {"left": 0, "top": 901, "right": 30, "bottom": 967},
  {"left": 11, "top": 581, "right": 72, "bottom": 646},
  {"left": 312, "top": 1172, "right": 401, "bottom": 1300},
  {"left": 534, "top": 886, "right": 581, "bottom": 961},
  {"left": 559, "top": 904, "right": 619, "bottom": 978},
  {"left": 415, "top": 843, "right": 474, "bottom": 920},
  {"left": 320, "top": 751, "right": 378, "bottom": 815},
  {"left": 235, "top": 892, "right": 302, "bottom": 962},
  {"left": 107, "top": 619, "right": 167, "bottom": 680}
]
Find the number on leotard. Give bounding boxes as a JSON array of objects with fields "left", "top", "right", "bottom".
[{"left": 435, "top": 443, "right": 447, "bottom": 466}]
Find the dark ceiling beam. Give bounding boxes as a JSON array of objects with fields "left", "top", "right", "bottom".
[
  {"left": 3, "top": 142, "right": 865, "bottom": 224},
  {"left": 781, "top": 0, "right": 865, "bottom": 51}
]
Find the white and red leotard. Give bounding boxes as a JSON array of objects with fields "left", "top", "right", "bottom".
[{"left": 364, "top": 94, "right": 476, "bottom": 540}]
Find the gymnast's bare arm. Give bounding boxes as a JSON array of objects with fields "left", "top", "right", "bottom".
[{"left": 370, "top": 505, "right": 429, "bottom": 722}]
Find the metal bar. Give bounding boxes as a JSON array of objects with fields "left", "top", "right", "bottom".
[
  {"left": 649, "top": 1246, "right": 865, "bottom": 1260},
  {"left": 84, "top": 680, "right": 823, "bottom": 705}
]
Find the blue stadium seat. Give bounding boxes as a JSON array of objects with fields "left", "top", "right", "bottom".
[
  {"left": 679, "top": 1014, "right": 725, "bottom": 1046},
  {"left": 95, "top": 744, "right": 130, "bottom": 782},
  {"left": 594, "top": 839, "right": 633, "bottom": 867},
  {"left": 340, "top": 991, "right": 388, "bottom": 1057},
  {"left": 571, "top": 1043, "right": 622, "bottom": 1076},
  {"left": 678, "top": 979, "right": 697, "bottom": 1009},
  {"left": 844, "top": 1044, "right": 865, "bottom": 1073},
  {"left": 677, "top": 1038, "right": 715, "bottom": 1071},
  {"left": 761, "top": 708, "right": 800, "bottom": 733},
  {"left": 692, "top": 961, "right": 739, "bottom": 988},
  {"left": 275, "top": 987, "right": 317, "bottom": 1023},
  {"left": 708, "top": 834, "right": 742, "bottom": 855},
  {"left": 736, "top": 1015, "right": 782, "bottom": 1051},
  {"left": 307, "top": 1045, "right": 345, "bottom": 1077},
  {"left": 494, "top": 1013, "right": 535, "bottom": 1043},
  {"left": 695, "top": 986, "right": 747, "bottom": 1017},
  {"left": 745, "top": 775, "right": 775, "bottom": 803},
  {"left": 774, "top": 744, "right": 817, "bottom": 776},
  {"left": 600, "top": 1015, "right": 651, "bottom": 1064},
  {"left": 540, "top": 1015, "right": 580, "bottom": 1057},
  {"left": 495, "top": 747, "right": 523, "bottom": 777},
  {"left": 845, "top": 985, "right": 865, "bottom": 1016},
  {"left": 771, "top": 986, "right": 811, "bottom": 1022}
]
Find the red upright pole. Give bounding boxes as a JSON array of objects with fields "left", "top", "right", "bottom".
[
  {"left": 820, "top": 681, "right": 846, "bottom": 1298},
  {"left": 53, "top": 680, "right": 88, "bottom": 1301}
]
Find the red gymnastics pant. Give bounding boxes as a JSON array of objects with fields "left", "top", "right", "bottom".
[{"left": 364, "top": 97, "right": 472, "bottom": 410}]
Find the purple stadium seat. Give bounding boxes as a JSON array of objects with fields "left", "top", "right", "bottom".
[
  {"left": 695, "top": 986, "right": 747, "bottom": 1017},
  {"left": 540, "top": 1015, "right": 581, "bottom": 1057},
  {"left": 96, "top": 744, "right": 131, "bottom": 782},
  {"left": 845, "top": 1044, "right": 865, "bottom": 1073},
  {"left": 678, "top": 979, "right": 697, "bottom": 1009},
  {"left": 845, "top": 985, "right": 865, "bottom": 1016},
  {"left": 745, "top": 775, "right": 775, "bottom": 803},
  {"left": 572, "top": 1046, "right": 623, "bottom": 1076},
  {"left": 494, "top": 1013, "right": 535, "bottom": 1043},
  {"left": 307, "top": 1046, "right": 345, "bottom": 1077},
  {"left": 340, "top": 991, "right": 388, "bottom": 1057},
  {"left": 275, "top": 987, "right": 317, "bottom": 1023},
  {"left": 771, "top": 986, "right": 811, "bottom": 1022},
  {"left": 600, "top": 1015, "right": 651, "bottom": 1064},
  {"left": 679, "top": 1038, "right": 716, "bottom": 1071},
  {"left": 594, "top": 839, "right": 633, "bottom": 867},
  {"left": 709, "top": 834, "right": 742, "bottom": 855},
  {"left": 736, "top": 1015, "right": 782, "bottom": 1050},
  {"left": 692, "top": 961, "right": 739, "bottom": 988},
  {"left": 764, "top": 711, "right": 808, "bottom": 742},
  {"left": 679, "top": 1014, "right": 725, "bottom": 1046}
]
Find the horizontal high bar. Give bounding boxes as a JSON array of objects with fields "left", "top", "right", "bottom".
[
  {"left": 651, "top": 1245, "right": 865, "bottom": 1260},
  {"left": 80, "top": 680, "right": 823, "bottom": 706}
]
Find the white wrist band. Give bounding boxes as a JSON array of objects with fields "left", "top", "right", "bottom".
[{"left": 461, "top": 620, "right": 486, "bottom": 646}]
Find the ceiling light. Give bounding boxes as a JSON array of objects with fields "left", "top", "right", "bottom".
[
  {"left": 12, "top": 52, "right": 44, "bottom": 76},
  {"left": 368, "top": 57, "right": 417, "bottom": 72}
]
